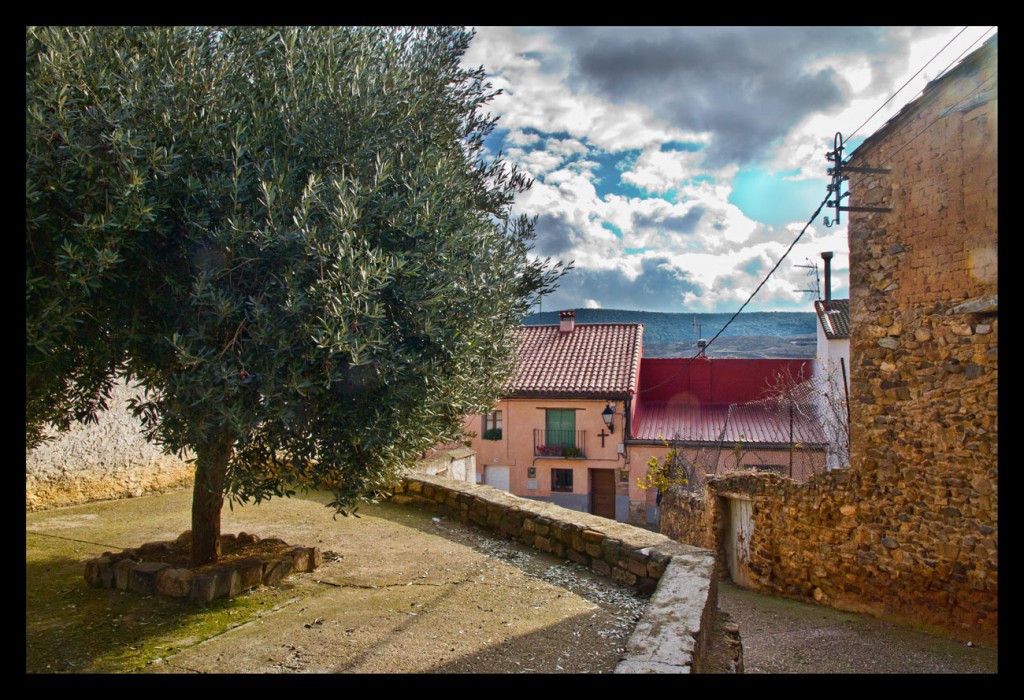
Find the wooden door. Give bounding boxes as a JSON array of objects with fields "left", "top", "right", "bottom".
[
  {"left": 724, "top": 496, "right": 754, "bottom": 587},
  {"left": 590, "top": 469, "right": 616, "bottom": 520}
]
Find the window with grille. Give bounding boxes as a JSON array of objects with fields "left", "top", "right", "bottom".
[{"left": 551, "top": 468, "right": 574, "bottom": 492}]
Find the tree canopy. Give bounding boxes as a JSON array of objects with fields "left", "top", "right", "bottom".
[{"left": 26, "top": 26, "right": 567, "bottom": 564}]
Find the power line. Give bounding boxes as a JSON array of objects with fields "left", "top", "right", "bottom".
[
  {"left": 845, "top": 26, "right": 969, "bottom": 144},
  {"left": 640, "top": 28, "right": 996, "bottom": 398},
  {"left": 700, "top": 193, "right": 831, "bottom": 354},
  {"left": 877, "top": 72, "right": 996, "bottom": 169},
  {"left": 931, "top": 26, "right": 997, "bottom": 83},
  {"left": 638, "top": 191, "right": 832, "bottom": 396}
]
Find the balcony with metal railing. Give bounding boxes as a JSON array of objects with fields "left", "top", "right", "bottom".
[{"left": 533, "top": 429, "right": 587, "bottom": 458}]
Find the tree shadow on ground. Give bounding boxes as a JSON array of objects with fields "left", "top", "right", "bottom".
[{"left": 25, "top": 540, "right": 303, "bottom": 674}]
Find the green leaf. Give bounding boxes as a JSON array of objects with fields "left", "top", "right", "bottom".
[{"left": 26, "top": 26, "right": 568, "bottom": 561}]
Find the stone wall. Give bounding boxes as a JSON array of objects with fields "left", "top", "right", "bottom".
[
  {"left": 663, "top": 467, "right": 996, "bottom": 644},
  {"left": 659, "top": 38, "right": 997, "bottom": 645},
  {"left": 847, "top": 39, "right": 997, "bottom": 491},
  {"left": 844, "top": 34, "right": 997, "bottom": 642},
  {"left": 393, "top": 473, "right": 718, "bottom": 672},
  {"left": 411, "top": 448, "right": 477, "bottom": 483},
  {"left": 26, "top": 378, "right": 193, "bottom": 511}
]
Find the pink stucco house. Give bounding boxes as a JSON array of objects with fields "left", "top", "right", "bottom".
[
  {"left": 462, "top": 311, "right": 828, "bottom": 525},
  {"left": 466, "top": 311, "right": 643, "bottom": 521}
]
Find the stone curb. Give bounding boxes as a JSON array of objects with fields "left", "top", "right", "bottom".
[{"left": 84, "top": 533, "right": 322, "bottom": 604}]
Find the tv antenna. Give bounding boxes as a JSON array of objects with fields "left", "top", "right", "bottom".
[{"left": 793, "top": 258, "right": 821, "bottom": 299}]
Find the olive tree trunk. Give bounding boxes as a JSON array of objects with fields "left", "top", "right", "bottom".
[{"left": 190, "top": 436, "right": 235, "bottom": 567}]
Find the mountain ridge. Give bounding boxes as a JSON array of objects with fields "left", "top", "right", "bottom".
[{"left": 524, "top": 309, "right": 817, "bottom": 358}]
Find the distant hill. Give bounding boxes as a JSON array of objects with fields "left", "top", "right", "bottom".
[{"left": 523, "top": 309, "right": 817, "bottom": 359}]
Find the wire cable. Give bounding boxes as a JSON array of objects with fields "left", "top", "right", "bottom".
[
  {"left": 640, "top": 29, "right": 996, "bottom": 398},
  {"left": 638, "top": 190, "right": 832, "bottom": 396},
  {"left": 877, "top": 72, "right": 996, "bottom": 169},
  {"left": 845, "top": 26, "right": 969, "bottom": 144},
  {"left": 930, "top": 26, "right": 996, "bottom": 83},
  {"left": 700, "top": 193, "right": 831, "bottom": 354}
]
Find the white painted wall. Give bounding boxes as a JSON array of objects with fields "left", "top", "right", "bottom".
[
  {"left": 26, "top": 378, "right": 193, "bottom": 510},
  {"left": 814, "top": 321, "right": 851, "bottom": 470}
]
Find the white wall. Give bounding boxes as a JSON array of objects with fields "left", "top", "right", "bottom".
[
  {"left": 814, "top": 324, "right": 851, "bottom": 470},
  {"left": 26, "top": 378, "right": 193, "bottom": 510}
]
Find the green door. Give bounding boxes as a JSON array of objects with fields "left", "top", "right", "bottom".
[{"left": 546, "top": 409, "right": 576, "bottom": 451}]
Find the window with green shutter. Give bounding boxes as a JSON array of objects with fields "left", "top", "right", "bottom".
[{"left": 545, "top": 409, "right": 576, "bottom": 449}]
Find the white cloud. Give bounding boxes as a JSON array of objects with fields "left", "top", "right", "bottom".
[
  {"left": 507, "top": 147, "right": 565, "bottom": 178},
  {"left": 546, "top": 137, "right": 589, "bottom": 158},
  {"left": 505, "top": 129, "right": 541, "bottom": 147},
  {"left": 619, "top": 146, "right": 705, "bottom": 194},
  {"left": 466, "top": 26, "right": 994, "bottom": 312},
  {"left": 467, "top": 26, "right": 708, "bottom": 153}
]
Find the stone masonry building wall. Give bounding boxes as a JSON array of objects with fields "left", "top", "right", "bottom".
[
  {"left": 843, "top": 33, "right": 997, "bottom": 642},
  {"left": 659, "top": 38, "right": 997, "bottom": 645}
]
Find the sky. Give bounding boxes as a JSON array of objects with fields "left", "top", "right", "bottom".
[{"left": 462, "top": 26, "right": 997, "bottom": 314}]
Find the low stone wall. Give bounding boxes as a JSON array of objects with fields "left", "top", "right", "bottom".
[
  {"left": 26, "top": 379, "right": 193, "bottom": 511},
  {"left": 392, "top": 473, "right": 718, "bottom": 673},
  {"left": 661, "top": 470, "right": 997, "bottom": 645},
  {"left": 84, "top": 531, "right": 322, "bottom": 604}
]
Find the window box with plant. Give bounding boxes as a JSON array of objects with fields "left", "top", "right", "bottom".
[
  {"left": 481, "top": 410, "right": 503, "bottom": 441},
  {"left": 534, "top": 442, "right": 584, "bottom": 458}
]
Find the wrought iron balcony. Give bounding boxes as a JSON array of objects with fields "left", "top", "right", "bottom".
[{"left": 533, "top": 429, "right": 587, "bottom": 458}]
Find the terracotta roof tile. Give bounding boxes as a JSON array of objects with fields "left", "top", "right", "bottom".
[
  {"left": 507, "top": 323, "right": 643, "bottom": 399},
  {"left": 814, "top": 299, "right": 850, "bottom": 340}
]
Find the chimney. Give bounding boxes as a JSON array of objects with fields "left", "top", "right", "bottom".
[
  {"left": 559, "top": 310, "right": 576, "bottom": 334},
  {"left": 697, "top": 338, "right": 707, "bottom": 356},
  {"left": 821, "top": 251, "right": 833, "bottom": 310}
]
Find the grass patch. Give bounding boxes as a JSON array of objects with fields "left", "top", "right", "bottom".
[{"left": 26, "top": 532, "right": 310, "bottom": 673}]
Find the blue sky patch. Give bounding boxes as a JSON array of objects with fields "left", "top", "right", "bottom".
[
  {"left": 588, "top": 148, "right": 644, "bottom": 199},
  {"left": 601, "top": 222, "right": 623, "bottom": 239},
  {"left": 661, "top": 140, "right": 703, "bottom": 153},
  {"left": 728, "top": 168, "right": 828, "bottom": 229}
]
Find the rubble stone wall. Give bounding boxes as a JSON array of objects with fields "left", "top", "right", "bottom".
[
  {"left": 663, "top": 468, "right": 996, "bottom": 644},
  {"left": 659, "top": 39, "right": 997, "bottom": 645}
]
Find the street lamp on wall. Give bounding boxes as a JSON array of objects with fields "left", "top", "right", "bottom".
[{"left": 602, "top": 403, "right": 615, "bottom": 433}]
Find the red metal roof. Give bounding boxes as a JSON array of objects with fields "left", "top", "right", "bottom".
[
  {"left": 814, "top": 299, "right": 850, "bottom": 340},
  {"left": 632, "top": 399, "right": 826, "bottom": 446},
  {"left": 637, "top": 357, "right": 813, "bottom": 404},
  {"left": 508, "top": 323, "right": 643, "bottom": 399}
]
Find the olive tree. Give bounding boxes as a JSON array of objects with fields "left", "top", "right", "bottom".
[{"left": 26, "top": 26, "right": 567, "bottom": 565}]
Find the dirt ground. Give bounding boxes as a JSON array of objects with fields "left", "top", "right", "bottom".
[
  {"left": 27, "top": 489, "right": 648, "bottom": 674},
  {"left": 26, "top": 487, "right": 996, "bottom": 674}
]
